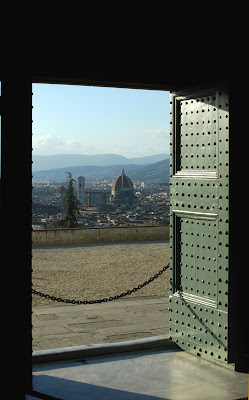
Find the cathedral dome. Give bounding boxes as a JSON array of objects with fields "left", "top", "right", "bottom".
[
  {"left": 112, "top": 167, "right": 134, "bottom": 191},
  {"left": 56, "top": 185, "right": 67, "bottom": 198},
  {"left": 111, "top": 167, "right": 136, "bottom": 205}
]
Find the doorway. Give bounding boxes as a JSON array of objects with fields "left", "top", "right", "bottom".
[{"left": 31, "top": 84, "right": 171, "bottom": 350}]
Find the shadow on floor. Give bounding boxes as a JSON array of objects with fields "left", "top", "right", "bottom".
[
  {"left": 31, "top": 374, "right": 168, "bottom": 399},
  {"left": 29, "top": 349, "right": 248, "bottom": 400}
]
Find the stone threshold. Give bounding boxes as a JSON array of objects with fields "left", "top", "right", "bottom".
[{"left": 32, "top": 335, "right": 177, "bottom": 364}]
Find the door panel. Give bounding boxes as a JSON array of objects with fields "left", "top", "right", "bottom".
[{"left": 169, "top": 89, "right": 230, "bottom": 365}]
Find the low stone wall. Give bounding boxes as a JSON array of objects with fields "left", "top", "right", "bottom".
[{"left": 32, "top": 225, "right": 170, "bottom": 247}]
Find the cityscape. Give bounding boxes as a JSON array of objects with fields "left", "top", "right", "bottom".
[
  {"left": 32, "top": 86, "right": 170, "bottom": 231},
  {"left": 32, "top": 164, "right": 170, "bottom": 230}
]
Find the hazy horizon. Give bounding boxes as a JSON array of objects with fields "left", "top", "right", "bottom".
[{"left": 33, "top": 152, "right": 169, "bottom": 158}]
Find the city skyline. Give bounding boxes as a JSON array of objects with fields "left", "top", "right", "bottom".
[{"left": 32, "top": 84, "right": 170, "bottom": 158}]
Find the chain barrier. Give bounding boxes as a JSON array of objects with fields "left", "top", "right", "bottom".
[{"left": 32, "top": 263, "right": 170, "bottom": 305}]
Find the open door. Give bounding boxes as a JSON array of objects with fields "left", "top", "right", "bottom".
[{"left": 169, "top": 88, "right": 232, "bottom": 366}]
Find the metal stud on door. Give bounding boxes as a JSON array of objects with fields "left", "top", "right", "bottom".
[{"left": 169, "top": 89, "right": 230, "bottom": 365}]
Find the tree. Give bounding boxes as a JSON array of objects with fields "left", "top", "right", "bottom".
[
  {"left": 51, "top": 172, "right": 80, "bottom": 228},
  {"left": 62, "top": 172, "right": 80, "bottom": 228}
]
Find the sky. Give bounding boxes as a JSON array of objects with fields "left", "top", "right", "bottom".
[{"left": 32, "top": 84, "right": 170, "bottom": 158}]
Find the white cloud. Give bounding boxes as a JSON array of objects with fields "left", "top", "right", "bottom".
[
  {"left": 32, "top": 131, "right": 170, "bottom": 157},
  {"left": 32, "top": 134, "right": 83, "bottom": 155}
]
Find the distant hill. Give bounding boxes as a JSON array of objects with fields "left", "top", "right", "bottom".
[
  {"left": 32, "top": 159, "right": 170, "bottom": 182},
  {"left": 32, "top": 153, "right": 169, "bottom": 172},
  {"left": 129, "top": 154, "right": 169, "bottom": 165},
  {"left": 127, "top": 159, "right": 170, "bottom": 182}
]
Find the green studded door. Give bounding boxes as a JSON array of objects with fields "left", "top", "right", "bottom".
[{"left": 169, "top": 88, "right": 231, "bottom": 365}]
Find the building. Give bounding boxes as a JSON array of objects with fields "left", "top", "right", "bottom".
[
  {"left": 77, "top": 176, "right": 85, "bottom": 205},
  {"left": 55, "top": 185, "right": 67, "bottom": 198},
  {"left": 87, "top": 189, "right": 111, "bottom": 206},
  {"left": 111, "top": 167, "right": 137, "bottom": 205}
]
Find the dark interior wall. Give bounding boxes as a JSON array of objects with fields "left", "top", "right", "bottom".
[
  {"left": 229, "top": 81, "right": 249, "bottom": 371},
  {"left": 0, "top": 9, "right": 248, "bottom": 398},
  {"left": 1, "top": 69, "right": 32, "bottom": 396}
]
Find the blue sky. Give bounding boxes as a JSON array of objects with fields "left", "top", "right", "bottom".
[{"left": 32, "top": 84, "right": 170, "bottom": 158}]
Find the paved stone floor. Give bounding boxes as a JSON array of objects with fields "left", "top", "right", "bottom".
[
  {"left": 27, "top": 349, "right": 248, "bottom": 400},
  {"left": 32, "top": 296, "right": 169, "bottom": 350}
]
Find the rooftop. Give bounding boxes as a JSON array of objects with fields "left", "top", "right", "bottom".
[{"left": 112, "top": 167, "right": 134, "bottom": 191}]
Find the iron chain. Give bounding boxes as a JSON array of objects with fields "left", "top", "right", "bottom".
[{"left": 32, "top": 263, "right": 170, "bottom": 305}]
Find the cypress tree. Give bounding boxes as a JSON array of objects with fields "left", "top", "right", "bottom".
[{"left": 62, "top": 172, "right": 80, "bottom": 228}]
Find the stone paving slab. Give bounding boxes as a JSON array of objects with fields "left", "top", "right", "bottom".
[
  {"left": 32, "top": 295, "right": 169, "bottom": 350},
  {"left": 28, "top": 349, "right": 248, "bottom": 400}
]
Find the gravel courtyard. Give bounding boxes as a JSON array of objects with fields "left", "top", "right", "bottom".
[{"left": 32, "top": 240, "right": 170, "bottom": 306}]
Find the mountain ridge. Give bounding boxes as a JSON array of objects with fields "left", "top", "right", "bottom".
[
  {"left": 33, "top": 159, "right": 170, "bottom": 182},
  {"left": 32, "top": 153, "right": 169, "bottom": 172}
]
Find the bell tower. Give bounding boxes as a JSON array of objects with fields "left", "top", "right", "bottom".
[{"left": 77, "top": 176, "right": 85, "bottom": 205}]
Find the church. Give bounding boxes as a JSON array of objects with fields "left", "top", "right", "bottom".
[
  {"left": 111, "top": 167, "right": 137, "bottom": 205},
  {"left": 77, "top": 167, "right": 137, "bottom": 207}
]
